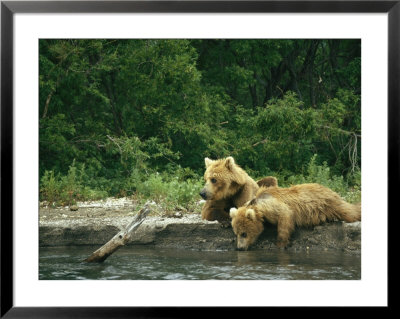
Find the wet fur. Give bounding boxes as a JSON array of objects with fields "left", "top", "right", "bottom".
[{"left": 230, "top": 183, "right": 361, "bottom": 249}]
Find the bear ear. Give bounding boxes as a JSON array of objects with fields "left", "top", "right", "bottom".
[
  {"left": 229, "top": 207, "right": 238, "bottom": 219},
  {"left": 225, "top": 156, "right": 246, "bottom": 184},
  {"left": 225, "top": 156, "right": 235, "bottom": 170},
  {"left": 205, "top": 157, "right": 214, "bottom": 168},
  {"left": 245, "top": 208, "right": 256, "bottom": 221},
  {"left": 257, "top": 176, "right": 278, "bottom": 188}
]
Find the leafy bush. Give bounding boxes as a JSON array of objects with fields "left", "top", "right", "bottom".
[
  {"left": 40, "top": 158, "right": 204, "bottom": 212},
  {"left": 277, "top": 154, "right": 360, "bottom": 203},
  {"left": 134, "top": 172, "right": 203, "bottom": 210},
  {"left": 40, "top": 160, "right": 108, "bottom": 206},
  {"left": 40, "top": 170, "right": 59, "bottom": 205},
  {"left": 285, "top": 154, "right": 346, "bottom": 192},
  {"left": 39, "top": 39, "right": 361, "bottom": 208}
]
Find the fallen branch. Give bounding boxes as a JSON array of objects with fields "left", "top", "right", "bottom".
[{"left": 84, "top": 203, "right": 151, "bottom": 263}]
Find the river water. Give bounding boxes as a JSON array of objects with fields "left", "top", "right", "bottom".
[{"left": 39, "top": 246, "right": 361, "bottom": 280}]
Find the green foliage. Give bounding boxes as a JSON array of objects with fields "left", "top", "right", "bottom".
[
  {"left": 40, "top": 170, "right": 59, "bottom": 205},
  {"left": 247, "top": 92, "right": 317, "bottom": 173},
  {"left": 135, "top": 173, "right": 202, "bottom": 207},
  {"left": 40, "top": 160, "right": 108, "bottom": 206},
  {"left": 284, "top": 154, "right": 347, "bottom": 193},
  {"left": 124, "top": 164, "right": 203, "bottom": 211},
  {"left": 39, "top": 39, "right": 361, "bottom": 207},
  {"left": 276, "top": 155, "right": 361, "bottom": 203}
]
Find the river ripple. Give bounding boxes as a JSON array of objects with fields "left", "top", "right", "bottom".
[{"left": 39, "top": 246, "right": 361, "bottom": 280}]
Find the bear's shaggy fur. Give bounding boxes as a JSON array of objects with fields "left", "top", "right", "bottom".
[
  {"left": 200, "top": 157, "right": 259, "bottom": 222},
  {"left": 229, "top": 183, "right": 361, "bottom": 250}
]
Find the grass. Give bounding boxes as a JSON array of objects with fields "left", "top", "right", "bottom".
[{"left": 40, "top": 155, "right": 361, "bottom": 211}]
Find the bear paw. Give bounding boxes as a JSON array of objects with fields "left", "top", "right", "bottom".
[{"left": 276, "top": 240, "right": 288, "bottom": 249}]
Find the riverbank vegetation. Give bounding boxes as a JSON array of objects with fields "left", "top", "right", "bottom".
[{"left": 39, "top": 39, "right": 361, "bottom": 208}]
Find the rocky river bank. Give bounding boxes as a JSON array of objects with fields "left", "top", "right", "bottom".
[{"left": 39, "top": 198, "right": 361, "bottom": 253}]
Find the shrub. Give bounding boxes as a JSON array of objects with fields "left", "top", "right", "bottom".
[
  {"left": 134, "top": 172, "right": 202, "bottom": 211},
  {"left": 40, "top": 170, "right": 59, "bottom": 205},
  {"left": 286, "top": 154, "right": 347, "bottom": 193},
  {"left": 39, "top": 160, "right": 108, "bottom": 206},
  {"left": 277, "top": 154, "right": 360, "bottom": 203}
]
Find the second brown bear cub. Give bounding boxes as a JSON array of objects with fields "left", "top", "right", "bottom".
[
  {"left": 200, "top": 156, "right": 278, "bottom": 222},
  {"left": 230, "top": 184, "right": 361, "bottom": 250}
]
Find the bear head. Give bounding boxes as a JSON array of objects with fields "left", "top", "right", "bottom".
[
  {"left": 199, "top": 157, "right": 246, "bottom": 201},
  {"left": 229, "top": 207, "right": 264, "bottom": 250}
]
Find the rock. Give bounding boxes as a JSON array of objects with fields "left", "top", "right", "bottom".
[
  {"left": 307, "top": 238, "right": 318, "bottom": 245},
  {"left": 155, "top": 223, "right": 164, "bottom": 229},
  {"left": 69, "top": 205, "right": 79, "bottom": 211},
  {"left": 40, "top": 201, "right": 49, "bottom": 208}
]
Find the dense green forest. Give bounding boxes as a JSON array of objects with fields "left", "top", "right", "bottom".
[{"left": 39, "top": 39, "right": 361, "bottom": 209}]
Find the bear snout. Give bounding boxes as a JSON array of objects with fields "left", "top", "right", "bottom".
[
  {"left": 199, "top": 189, "right": 208, "bottom": 200},
  {"left": 236, "top": 238, "right": 251, "bottom": 251},
  {"left": 236, "top": 246, "right": 249, "bottom": 251}
]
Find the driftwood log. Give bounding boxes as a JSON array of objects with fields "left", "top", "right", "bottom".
[{"left": 84, "top": 203, "right": 151, "bottom": 263}]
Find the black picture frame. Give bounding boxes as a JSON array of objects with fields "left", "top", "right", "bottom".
[{"left": 1, "top": 0, "right": 395, "bottom": 317}]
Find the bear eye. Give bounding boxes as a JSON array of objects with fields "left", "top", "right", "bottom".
[
  {"left": 241, "top": 232, "right": 247, "bottom": 238},
  {"left": 211, "top": 178, "right": 217, "bottom": 184}
]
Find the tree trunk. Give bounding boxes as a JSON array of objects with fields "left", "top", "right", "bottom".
[
  {"left": 249, "top": 83, "right": 258, "bottom": 107},
  {"left": 103, "top": 73, "right": 123, "bottom": 135},
  {"left": 302, "top": 40, "right": 320, "bottom": 107},
  {"left": 42, "top": 91, "right": 54, "bottom": 119},
  {"left": 84, "top": 203, "right": 151, "bottom": 263}
]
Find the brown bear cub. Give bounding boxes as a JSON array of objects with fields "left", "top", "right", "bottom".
[
  {"left": 229, "top": 183, "right": 361, "bottom": 250},
  {"left": 200, "top": 157, "right": 263, "bottom": 222}
]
